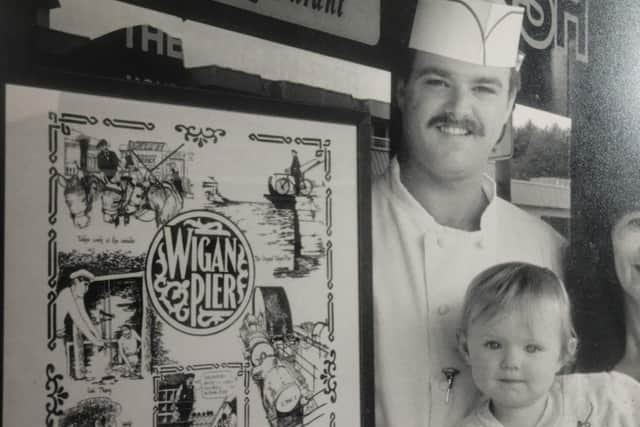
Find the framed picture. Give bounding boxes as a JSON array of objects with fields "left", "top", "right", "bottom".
[{"left": 2, "top": 71, "right": 373, "bottom": 427}]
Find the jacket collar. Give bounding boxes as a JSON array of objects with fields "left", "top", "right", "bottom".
[{"left": 384, "top": 157, "right": 498, "bottom": 235}]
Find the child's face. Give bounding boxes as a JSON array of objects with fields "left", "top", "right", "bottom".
[{"left": 463, "top": 306, "right": 565, "bottom": 412}]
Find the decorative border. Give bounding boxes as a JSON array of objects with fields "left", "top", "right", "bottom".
[
  {"left": 45, "top": 364, "right": 69, "bottom": 426},
  {"left": 45, "top": 110, "right": 102, "bottom": 421},
  {"left": 175, "top": 124, "right": 227, "bottom": 147},
  {"left": 103, "top": 117, "right": 155, "bottom": 130},
  {"left": 321, "top": 350, "right": 337, "bottom": 403},
  {"left": 46, "top": 113, "right": 61, "bottom": 351},
  {"left": 58, "top": 112, "right": 99, "bottom": 126},
  {"left": 325, "top": 188, "right": 333, "bottom": 236},
  {"left": 47, "top": 230, "right": 58, "bottom": 350},
  {"left": 248, "top": 133, "right": 331, "bottom": 150},
  {"left": 326, "top": 241, "right": 334, "bottom": 291},
  {"left": 152, "top": 361, "right": 248, "bottom": 377},
  {"left": 244, "top": 396, "right": 250, "bottom": 427},
  {"left": 324, "top": 148, "right": 332, "bottom": 181}
]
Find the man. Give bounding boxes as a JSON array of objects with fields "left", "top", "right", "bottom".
[
  {"left": 170, "top": 166, "right": 184, "bottom": 197},
  {"left": 56, "top": 268, "right": 105, "bottom": 379},
  {"left": 174, "top": 373, "right": 196, "bottom": 422},
  {"left": 117, "top": 324, "right": 142, "bottom": 378},
  {"left": 373, "top": 1, "right": 566, "bottom": 426},
  {"left": 57, "top": 268, "right": 104, "bottom": 346},
  {"left": 289, "top": 149, "right": 302, "bottom": 195},
  {"left": 96, "top": 139, "right": 120, "bottom": 182}
]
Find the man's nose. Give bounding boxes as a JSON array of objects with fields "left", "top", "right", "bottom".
[{"left": 445, "top": 86, "right": 474, "bottom": 117}]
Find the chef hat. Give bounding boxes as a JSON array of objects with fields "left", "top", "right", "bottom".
[
  {"left": 409, "top": 0, "right": 525, "bottom": 68},
  {"left": 70, "top": 269, "right": 95, "bottom": 282}
]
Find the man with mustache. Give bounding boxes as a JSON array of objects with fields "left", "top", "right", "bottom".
[{"left": 372, "top": 1, "right": 566, "bottom": 426}]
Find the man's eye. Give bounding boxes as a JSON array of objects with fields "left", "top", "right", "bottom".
[
  {"left": 473, "top": 85, "right": 497, "bottom": 95},
  {"left": 425, "top": 79, "right": 449, "bottom": 88},
  {"left": 525, "top": 344, "right": 541, "bottom": 353},
  {"left": 484, "top": 341, "right": 500, "bottom": 350},
  {"left": 626, "top": 218, "right": 640, "bottom": 228}
]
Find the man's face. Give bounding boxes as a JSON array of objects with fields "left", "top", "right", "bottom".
[
  {"left": 397, "top": 51, "right": 515, "bottom": 182},
  {"left": 72, "top": 277, "right": 90, "bottom": 296},
  {"left": 462, "top": 306, "right": 564, "bottom": 413}
]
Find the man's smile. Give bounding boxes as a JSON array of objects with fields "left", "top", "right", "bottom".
[{"left": 436, "top": 124, "right": 472, "bottom": 136}]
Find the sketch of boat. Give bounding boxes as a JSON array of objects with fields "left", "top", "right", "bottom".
[
  {"left": 202, "top": 177, "right": 229, "bottom": 204},
  {"left": 264, "top": 154, "right": 323, "bottom": 209}
]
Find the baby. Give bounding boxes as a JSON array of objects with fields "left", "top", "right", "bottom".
[{"left": 455, "top": 262, "right": 640, "bottom": 427}]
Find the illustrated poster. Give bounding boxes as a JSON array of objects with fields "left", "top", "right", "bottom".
[{"left": 3, "top": 84, "right": 363, "bottom": 427}]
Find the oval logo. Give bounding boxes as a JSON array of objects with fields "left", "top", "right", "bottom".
[{"left": 145, "top": 210, "right": 255, "bottom": 335}]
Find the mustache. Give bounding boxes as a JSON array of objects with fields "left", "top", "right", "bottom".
[{"left": 427, "top": 112, "right": 484, "bottom": 136}]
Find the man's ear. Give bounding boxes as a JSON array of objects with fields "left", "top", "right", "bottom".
[
  {"left": 456, "top": 329, "right": 471, "bottom": 364},
  {"left": 395, "top": 78, "right": 407, "bottom": 114}
]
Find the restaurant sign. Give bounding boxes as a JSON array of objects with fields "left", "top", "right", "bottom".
[{"left": 210, "top": 0, "right": 380, "bottom": 45}]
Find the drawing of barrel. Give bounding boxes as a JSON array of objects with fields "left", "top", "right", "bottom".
[
  {"left": 262, "top": 365, "right": 302, "bottom": 414},
  {"left": 246, "top": 329, "right": 275, "bottom": 368}
]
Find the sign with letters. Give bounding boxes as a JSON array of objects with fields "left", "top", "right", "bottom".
[
  {"left": 513, "top": 0, "right": 589, "bottom": 63},
  {"left": 210, "top": 0, "right": 380, "bottom": 45}
]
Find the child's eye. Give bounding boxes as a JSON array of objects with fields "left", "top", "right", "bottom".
[
  {"left": 484, "top": 341, "right": 501, "bottom": 350},
  {"left": 525, "top": 344, "right": 542, "bottom": 353}
]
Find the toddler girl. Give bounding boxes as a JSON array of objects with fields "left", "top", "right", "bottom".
[{"left": 455, "top": 262, "right": 640, "bottom": 427}]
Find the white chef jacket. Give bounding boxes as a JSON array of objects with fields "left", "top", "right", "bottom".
[
  {"left": 456, "top": 372, "right": 640, "bottom": 427},
  {"left": 373, "top": 159, "right": 566, "bottom": 427}
]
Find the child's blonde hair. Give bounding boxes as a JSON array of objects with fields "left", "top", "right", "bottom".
[{"left": 459, "top": 262, "right": 578, "bottom": 363}]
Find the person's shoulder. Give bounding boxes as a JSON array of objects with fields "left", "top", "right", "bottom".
[
  {"left": 494, "top": 197, "right": 565, "bottom": 244},
  {"left": 560, "top": 371, "right": 640, "bottom": 403},
  {"left": 567, "top": 372, "right": 640, "bottom": 423},
  {"left": 453, "top": 409, "right": 494, "bottom": 427},
  {"left": 453, "top": 415, "right": 477, "bottom": 427}
]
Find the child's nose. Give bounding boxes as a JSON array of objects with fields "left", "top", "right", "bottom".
[{"left": 500, "top": 348, "right": 521, "bottom": 370}]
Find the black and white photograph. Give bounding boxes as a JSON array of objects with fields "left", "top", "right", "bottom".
[{"left": 4, "top": 0, "right": 640, "bottom": 427}]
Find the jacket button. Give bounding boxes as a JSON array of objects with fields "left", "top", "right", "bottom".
[{"left": 438, "top": 305, "right": 450, "bottom": 315}]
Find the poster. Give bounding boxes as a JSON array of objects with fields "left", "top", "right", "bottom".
[{"left": 3, "top": 82, "right": 370, "bottom": 427}]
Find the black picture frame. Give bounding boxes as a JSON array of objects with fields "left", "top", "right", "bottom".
[{"left": 1, "top": 68, "right": 373, "bottom": 427}]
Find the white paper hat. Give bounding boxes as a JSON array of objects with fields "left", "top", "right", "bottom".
[
  {"left": 70, "top": 269, "right": 95, "bottom": 282},
  {"left": 409, "top": 0, "right": 524, "bottom": 68}
]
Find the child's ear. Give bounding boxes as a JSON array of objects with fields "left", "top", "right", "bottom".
[
  {"left": 563, "top": 337, "right": 578, "bottom": 364},
  {"left": 456, "top": 329, "right": 471, "bottom": 364}
]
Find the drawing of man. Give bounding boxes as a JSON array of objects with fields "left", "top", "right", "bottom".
[
  {"left": 56, "top": 268, "right": 105, "bottom": 379},
  {"left": 289, "top": 149, "right": 302, "bottom": 195},
  {"left": 373, "top": 1, "right": 566, "bottom": 426},
  {"left": 173, "top": 373, "right": 196, "bottom": 423},
  {"left": 56, "top": 268, "right": 104, "bottom": 346},
  {"left": 170, "top": 166, "right": 184, "bottom": 196},
  {"left": 96, "top": 139, "right": 120, "bottom": 182},
  {"left": 117, "top": 324, "right": 141, "bottom": 378}
]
